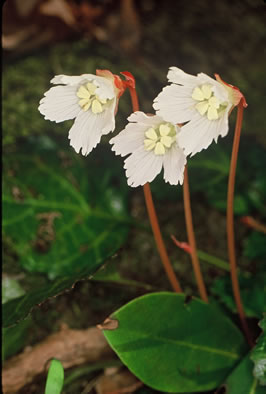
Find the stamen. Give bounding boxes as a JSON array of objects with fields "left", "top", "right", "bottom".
[
  {"left": 145, "top": 128, "right": 158, "bottom": 140},
  {"left": 192, "top": 84, "right": 228, "bottom": 120},
  {"left": 144, "top": 123, "right": 177, "bottom": 155},
  {"left": 92, "top": 99, "right": 102, "bottom": 114},
  {"left": 155, "top": 142, "right": 165, "bottom": 155},
  {"left": 159, "top": 124, "right": 171, "bottom": 136},
  {"left": 76, "top": 81, "right": 109, "bottom": 113}
]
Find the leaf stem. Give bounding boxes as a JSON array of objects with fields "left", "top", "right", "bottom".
[
  {"left": 183, "top": 167, "right": 208, "bottom": 302},
  {"left": 227, "top": 100, "right": 253, "bottom": 347},
  {"left": 127, "top": 85, "right": 182, "bottom": 293}
]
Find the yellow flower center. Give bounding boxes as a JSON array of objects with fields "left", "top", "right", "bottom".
[
  {"left": 144, "top": 123, "right": 176, "bottom": 155},
  {"left": 192, "top": 84, "right": 228, "bottom": 120},
  {"left": 76, "top": 82, "right": 108, "bottom": 114}
]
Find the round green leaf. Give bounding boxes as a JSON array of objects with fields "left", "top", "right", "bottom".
[{"left": 103, "top": 292, "right": 248, "bottom": 393}]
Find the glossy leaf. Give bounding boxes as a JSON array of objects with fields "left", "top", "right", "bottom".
[
  {"left": 103, "top": 292, "right": 247, "bottom": 393},
  {"left": 2, "top": 278, "right": 31, "bottom": 360},
  {"left": 224, "top": 353, "right": 265, "bottom": 394},
  {"left": 3, "top": 151, "right": 129, "bottom": 279},
  {"left": 3, "top": 260, "right": 107, "bottom": 327},
  {"left": 251, "top": 317, "right": 266, "bottom": 386},
  {"left": 2, "top": 319, "right": 31, "bottom": 361},
  {"left": 45, "top": 359, "right": 64, "bottom": 394},
  {"left": 3, "top": 147, "right": 130, "bottom": 327}
]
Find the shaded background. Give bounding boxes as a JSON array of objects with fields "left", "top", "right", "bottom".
[{"left": 3, "top": 0, "right": 266, "bottom": 393}]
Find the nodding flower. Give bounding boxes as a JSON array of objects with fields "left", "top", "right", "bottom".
[
  {"left": 153, "top": 67, "right": 246, "bottom": 157},
  {"left": 110, "top": 111, "right": 187, "bottom": 187},
  {"left": 39, "top": 70, "right": 129, "bottom": 156}
]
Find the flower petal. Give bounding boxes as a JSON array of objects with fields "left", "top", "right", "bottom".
[
  {"left": 163, "top": 145, "right": 187, "bottom": 185},
  {"left": 124, "top": 147, "right": 163, "bottom": 187},
  {"left": 94, "top": 77, "right": 115, "bottom": 100},
  {"left": 38, "top": 86, "right": 80, "bottom": 123},
  {"left": 178, "top": 111, "right": 229, "bottom": 156},
  {"left": 110, "top": 121, "right": 147, "bottom": 157},
  {"left": 153, "top": 84, "right": 196, "bottom": 123},
  {"left": 197, "top": 73, "right": 229, "bottom": 103},
  {"left": 101, "top": 99, "right": 116, "bottom": 135},
  {"left": 127, "top": 111, "right": 163, "bottom": 126},
  {"left": 51, "top": 74, "right": 116, "bottom": 101},
  {"left": 69, "top": 105, "right": 115, "bottom": 156},
  {"left": 167, "top": 67, "right": 197, "bottom": 86},
  {"left": 51, "top": 74, "right": 95, "bottom": 86}
]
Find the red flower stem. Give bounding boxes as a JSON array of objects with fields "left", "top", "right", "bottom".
[
  {"left": 127, "top": 86, "right": 182, "bottom": 293},
  {"left": 183, "top": 166, "right": 208, "bottom": 302},
  {"left": 227, "top": 100, "right": 253, "bottom": 346},
  {"left": 143, "top": 184, "right": 182, "bottom": 292}
]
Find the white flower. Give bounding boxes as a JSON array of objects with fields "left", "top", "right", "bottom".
[
  {"left": 153, "top": 67, "right": 244, "bottom": 156},
  {"left": 110, "top": 112, "right": 187, "bottom": 187},
  {"left": 38, "top": 70, "right": 125, "bottom": 156}
]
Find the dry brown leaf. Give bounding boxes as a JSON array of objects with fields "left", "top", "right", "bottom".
[
  {"left": 14, "top": 0, "right": 41, "bottom": 18},
  {"left": 39, "top": 0, "right": 76, "bottom": 27}
]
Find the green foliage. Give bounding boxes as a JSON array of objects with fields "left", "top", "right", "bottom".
[
  {"left": 2, "top": 277, "right": 31, "bottom": 360},
  {"left": 225, "top": 353, "right": 265, "bottom": 394},
  {"left": 3, "top": 147, "right": 129, "bottom": 279},
  {"left": 211, "top": 272, "right": 266, "bottom": 319},
  {"left": 45, "top": 359, "right": 64, "bottom": 394},
  {"left": 2, "top": 142, "right": 131, "bottom": 327},
  {"left": 103, "top": 292, "right": 247, "bottom": 393},
  {"left": 2, "top": 319, "right": 31, "bottom": 361},
  {"left": 2, "top": 276, "right": 25, "bottom": 304},
  {"left": 3, "top": 264, "right": 106, "bottom": 328},
  {"left": 251, "top": 317, "right": 266, "bottom": 386},
  {"left": 244, "top": 232, "right": 266, "bottom": 261},
  {"left": 189, "top": 138, "right": 266, "bottom": 215},
  {"left": 92, "top": 260, "right": 153, "bottom": 290}
]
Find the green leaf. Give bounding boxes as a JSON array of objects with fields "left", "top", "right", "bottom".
[
  {"left": 2, "top": 319, "right": 31, "bottom": 361},
  {"left": 103, "top": 292, "right": 247, "bottom": 393},
  {"left": 3, "top": 149, "right": 129, "bottom": 279},
  {"left": 2, "top": 277, "right": 31, "bottom": 360},
  {"left": 211, "top": 273, "right": 266, "bottom": 319},
  {"left": 2, "top": 277, "right": 25, "bottom": 304},
  {"left": 2, "top": 260, "right": 106, "bottom": 328},
  {"left": 45, "top": 359, "right": 64, "bottom": 394},
  {"left": 251, "top": 317, "right": 266, "bottom": 386},
  {"left": 244, "top": 232, "right": 266, "bottom": 261},
  {"left": 224, "top": 353, "right": 265, "bottom": 393},
  {"left": 92, "top": 261, "right": 153, "bottom": 290}
]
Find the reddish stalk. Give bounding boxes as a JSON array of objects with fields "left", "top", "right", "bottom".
[
  {"left": 183, "top": 167, "right": 208, "bottom": 302},
  {"left": 227, "top": 100, "right": 253, "bottom": 346},
  {"left": 126, "top": 81, "right": 182, "bottom": 293},
  {"left": 142, "top": 183, "right": 182, "bottom": 293}
]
